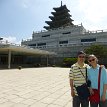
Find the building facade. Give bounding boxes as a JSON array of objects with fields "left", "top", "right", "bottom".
[
  {"left": 21, "top": 4, "right": 107, "bottom": 65},
  {"left": 21, "top": 24, "right": 107, "bottom": 55}
]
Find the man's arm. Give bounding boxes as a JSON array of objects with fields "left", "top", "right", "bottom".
[
  {"left": 69, "top": 66, "right": 75, "bottom": 97},
  {"left": 69, "top": 79, "right": 75, "bottom": 97}
]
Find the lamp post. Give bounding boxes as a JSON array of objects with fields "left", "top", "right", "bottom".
[
  {"left": 0, "top": 38, "right": 3, "bottom": 44},
  {"left": 0, "top": 38, "right": 3, "bottom": 40}
]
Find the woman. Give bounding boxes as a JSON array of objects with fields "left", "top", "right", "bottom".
[{"left": 87, "top": 54, "right": 107, "bottom": 107}]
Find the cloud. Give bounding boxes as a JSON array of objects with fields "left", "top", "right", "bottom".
[
  {"left": 20, "top": 0, "right": 32, "bottom": 8},
  {"left": 3, "top": 36, "right": 21, "bottom": 45},
  {"left": 78, "top": 0, "right": 107, "bottom": 23}
]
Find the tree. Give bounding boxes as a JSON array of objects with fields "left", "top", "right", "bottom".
[{"left": 84, "top": 44, "right": 107, "bottom": 58}]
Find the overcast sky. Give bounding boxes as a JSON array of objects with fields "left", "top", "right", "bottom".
[{"left": 0, "top": 0, "right": 107, "bottom": 44}]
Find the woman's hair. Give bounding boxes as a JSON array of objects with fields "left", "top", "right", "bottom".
[{"left": 88, "top": 54, "right": 98, "bottom": 63}]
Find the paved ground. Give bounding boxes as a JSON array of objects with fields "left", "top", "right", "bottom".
[{"left": 0, "top": 67, "right": 72, "bottom": 107}]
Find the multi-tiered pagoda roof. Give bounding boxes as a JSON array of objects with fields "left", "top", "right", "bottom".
[{"left": 44, "top": 3, "right": 74, "bottom": 30}]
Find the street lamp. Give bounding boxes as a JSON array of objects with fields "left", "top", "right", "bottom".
[{"left": 0, "top": 38, "right": 3, "bottom": 40}]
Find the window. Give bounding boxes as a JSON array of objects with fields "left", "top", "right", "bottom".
[
  {"left": 42, "top": 35, "right": 50, "bottom": 37},
  {"left": 59, "top": 40, "right": 68, "bottom": 44},
  {"left": 37, "top": 43, "right": 46, "bottom": 46},
  {"left": 28, "top": 44, "right": 36, "bottom": 46},
  {"left": 81, "top": 38, "right": 96, "bottom": 42},
  {"left": 62, "top": 32, "right": 71, "bottom": 34}
]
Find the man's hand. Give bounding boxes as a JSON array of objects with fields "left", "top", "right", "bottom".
[
  {"left": 71, "top": 89, "right": 75, "bottom": 97},
  {"left": 89, "top": 88, "right": 94, "bottom": 95},
  {"left": 69, "top": 79, "right": 75, "bottom": 97}
]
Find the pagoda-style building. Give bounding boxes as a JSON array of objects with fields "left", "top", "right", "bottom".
[
  {"left": 21, "top": 2, "right": 107, "bottom": 66},
  {"left": 44, "top": 2, "right": 74, "bottom": 30}
]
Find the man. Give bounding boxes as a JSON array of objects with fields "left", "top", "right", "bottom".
[{"left": 69, "top": 51, "right": 89, "bottom": 107}]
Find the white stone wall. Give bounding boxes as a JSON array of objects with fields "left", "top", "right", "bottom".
[{"left": 21, "top": 25, "right": 107, "bottom": 57}]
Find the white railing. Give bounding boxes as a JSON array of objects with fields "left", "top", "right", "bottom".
[
  {"left": 32, "top": 24, "right": 83, "bottom": 34},
  {"left": 28, "top": 42, "right": 107, "bottom": 49},
  {"left": 85, "top": 29, "right": 107, "bottom": 34}
]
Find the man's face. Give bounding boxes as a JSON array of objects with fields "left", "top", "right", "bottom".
[{"left": 78, "top": 54, "right": 85, "bottom": 63}]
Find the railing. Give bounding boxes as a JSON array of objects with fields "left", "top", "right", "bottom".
[
  {"left": 28, "top": 42, "right": 107, "bottom": 49},
  {"left": 84, "top": 29, "right": 107, "bottom": 34},
  {"left": 32, "top": 24, "right": 83, "bottom": 34}
]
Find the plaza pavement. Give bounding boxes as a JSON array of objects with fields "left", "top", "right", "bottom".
[{"left": 0, "top": 67, "right": 72, "bottom": 107}]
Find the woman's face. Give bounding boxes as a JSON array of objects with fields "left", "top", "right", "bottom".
[{"left": 88, "top": 56, "right": 97, "bottom": 65}]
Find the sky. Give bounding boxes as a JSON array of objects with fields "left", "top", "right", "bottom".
[{"left": 0, "top": 0, "right": 107, "bottom": 44}]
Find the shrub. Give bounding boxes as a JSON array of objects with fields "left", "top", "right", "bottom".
[{"left": 63, "top": 57, "right": 77, "bottom": 67}]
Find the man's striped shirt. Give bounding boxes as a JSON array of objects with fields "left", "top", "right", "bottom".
[{"left": 69, "top": 63, "right": 87, "bottom": 96}]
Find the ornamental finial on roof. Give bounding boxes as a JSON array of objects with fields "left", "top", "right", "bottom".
[{"left": 61, "top": 1, "right": 62, "bottom": 7}]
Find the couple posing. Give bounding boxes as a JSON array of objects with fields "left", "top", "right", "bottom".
[{"left": 69, "top": 51, "right": 107, "bottom": 107}]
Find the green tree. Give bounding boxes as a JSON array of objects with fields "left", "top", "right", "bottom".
[{"left": 85, "top": 44, "right": 107, "bottom": 58}]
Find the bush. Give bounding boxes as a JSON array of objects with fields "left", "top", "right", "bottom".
[{"left": 63, "top": 57, "right": 77, "bottom": 67}]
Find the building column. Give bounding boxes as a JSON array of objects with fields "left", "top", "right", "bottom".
[
  {"left": 53, "top": 56, "right": 56, "bottom": 65},
  {"left": 8, "top": 50, "right": 11, "bottom": 69},
  {"left": 46, "top": 55, "right": 49, "bottom": 67}
]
